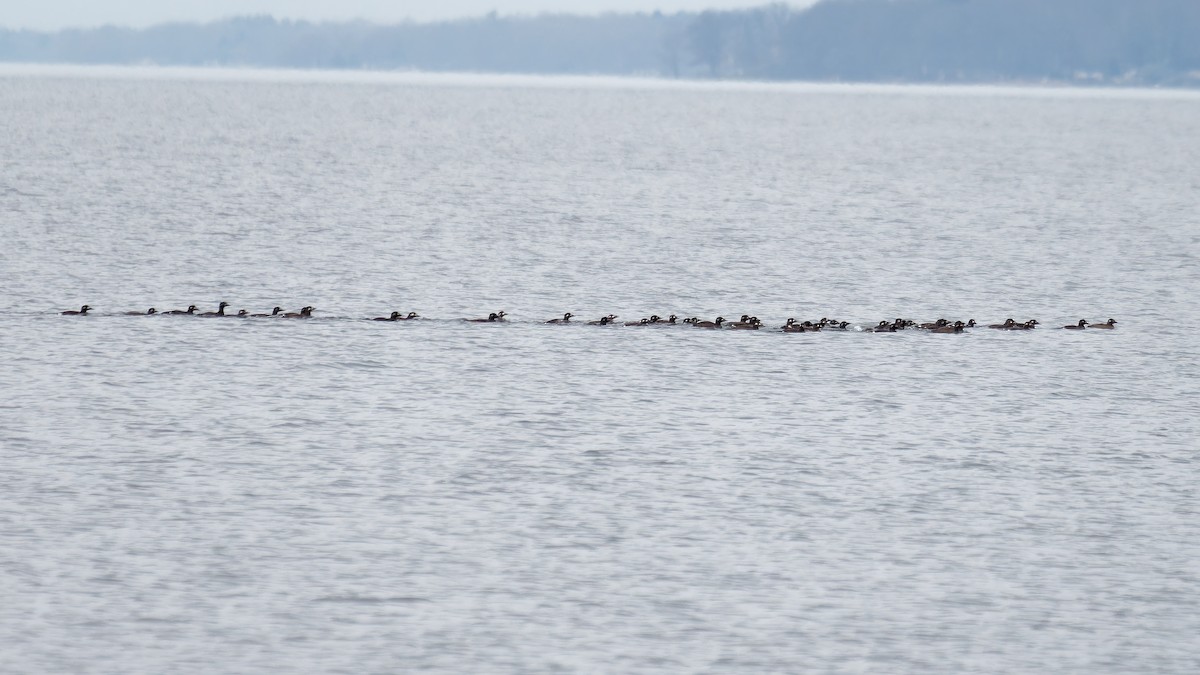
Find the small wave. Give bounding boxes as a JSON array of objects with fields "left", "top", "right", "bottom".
[{"left": 312, "top": 596, "right": 431, "bottom": 604}]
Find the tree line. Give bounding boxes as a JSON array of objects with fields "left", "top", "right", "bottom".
[{"left": 2, "top": 1, "right": 1198, "bottom": 86}]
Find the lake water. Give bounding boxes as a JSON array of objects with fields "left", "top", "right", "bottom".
[{"left": 2, "top": 65, "right": 1199, "bottom": 673}]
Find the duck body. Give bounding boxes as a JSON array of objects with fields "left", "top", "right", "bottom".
[
  {"left": 693, "top": 317, "right": 725, "bottom": 329},
  {"left": 546, "top": 313, "right": 574, "bottom": 324},
  {"left": 396, "top": 312, "right": 420, "bottom": 320},
  {"left": 164, "top": 305, "right": 198, "bottom": 315},
  {"left": 124, "top": 308, "right": 157, "bottom": 315},
  {"left": 201, "top": 302, "right": 230, "bottom": 317},
  {"left": 283, "top": 306, "right": 315, "bottom": 318},
  {"left": 989, "top": 318, "right": 1017, "bottom": 330},
  {"left": 1063, "top": 319, "right": 1089, "bottom": 329},
  {"left": 1090, "top": 318, "right": 1117, "bottom": 329},
  {"left": 374, "top": 311, "right": 402, "bottom": 321},
  {"left": 61, "top": 305, "right": 92, "bottom": 315},
  {"left": 250, "top": 307, "right": 283, "bottom": 318},
  {"left": 587, "top": 315, "right": 618, "bottom": 326}
]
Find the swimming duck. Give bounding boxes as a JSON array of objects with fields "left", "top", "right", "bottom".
[
  {"left": 546, "top": 312, "right": 574, "bottom": 324},
  {"left": 465, "top": 313, "right": 502, "bottom": 323},
  {"left": 234, "top": 309, "right": 248, "bottom": 317},
  {"left": 692, "top": 317, "right": 725, "bottom": 328},
  {"left": 964, "top": 319, "right": 977, "bottom": 328},
  {"left": 250, "top": 307, "right": 284, "bottom": 318},
  {"left": 1089, "top": 318, "right": 1117, "bottom": 329},
  {"left": 163, "top": 305, "right": 199, "bottom": 315},
  {"left": 930, "top": 321, "right": 966, "bottom": 334},
  {"left": 61, "top": 305, "right": 91, "bottom": 315},
  {"left": 123, "top": 308, "right": 157, "bottom": 315},
  {"left": 374, "top": 311, "right": 402, "bottom": 321},
  {"left": 395, "top": 312, "right": 420, "bottom": 320},
  {"left": 584, "top": 314, "right": 617, "bottom": 325},
  {"left": 988, "top": 318, "right": 1017, "bottom": 329},
  {"left": 920, "top": 319, "right": 949, "bottom": 329},
  {"left": 873, "top": 321, "right": 898, "bottom": 332},
  {"left": 624, "top": 318, "right": 652, "bottom": 326},
  {"left": 201, "top": 302, "right": 230, "bottom": 317},
  {"left": 728, "top": 316, "right": 763, "bottom": 330},
  {"left": 824, "top": 321, "right": 850, "bottom": 330},
  {"left": 1063, "top": 319, "right": 1088, "bottom": 329},
  {"left": 781, "top": 319, "right": 807, "bottom": 332},
  {"left": 283, "top": 306, "right": 314, "bottom": 318}
]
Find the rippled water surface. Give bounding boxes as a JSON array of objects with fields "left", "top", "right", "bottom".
[{"left": 2, "top": 66, "right": 1199, "bottom": 673}]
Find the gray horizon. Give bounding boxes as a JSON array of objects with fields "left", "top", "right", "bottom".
[{"left": 1, "top": 0, "right": 818, "bottom": 31}]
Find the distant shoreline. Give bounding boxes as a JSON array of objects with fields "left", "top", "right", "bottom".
[
  {"left": 3, "top": 63, "right": 1200, "bottom": 99},
  {"left": 3, "top": 4, "right": 1199, "bottom": 88}
]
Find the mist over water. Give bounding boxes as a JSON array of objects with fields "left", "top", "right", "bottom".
[{"left": 2, "top": 67, "right": 1199, "bottom": 672}]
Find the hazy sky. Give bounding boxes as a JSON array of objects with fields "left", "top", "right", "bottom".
[{"left": 3, "top": 1, "right": 819, "bottom": 31}]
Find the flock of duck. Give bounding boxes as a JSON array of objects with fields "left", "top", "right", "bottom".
[{"left": 58, "top": 304, "right": 1119, "bottom": 331}]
